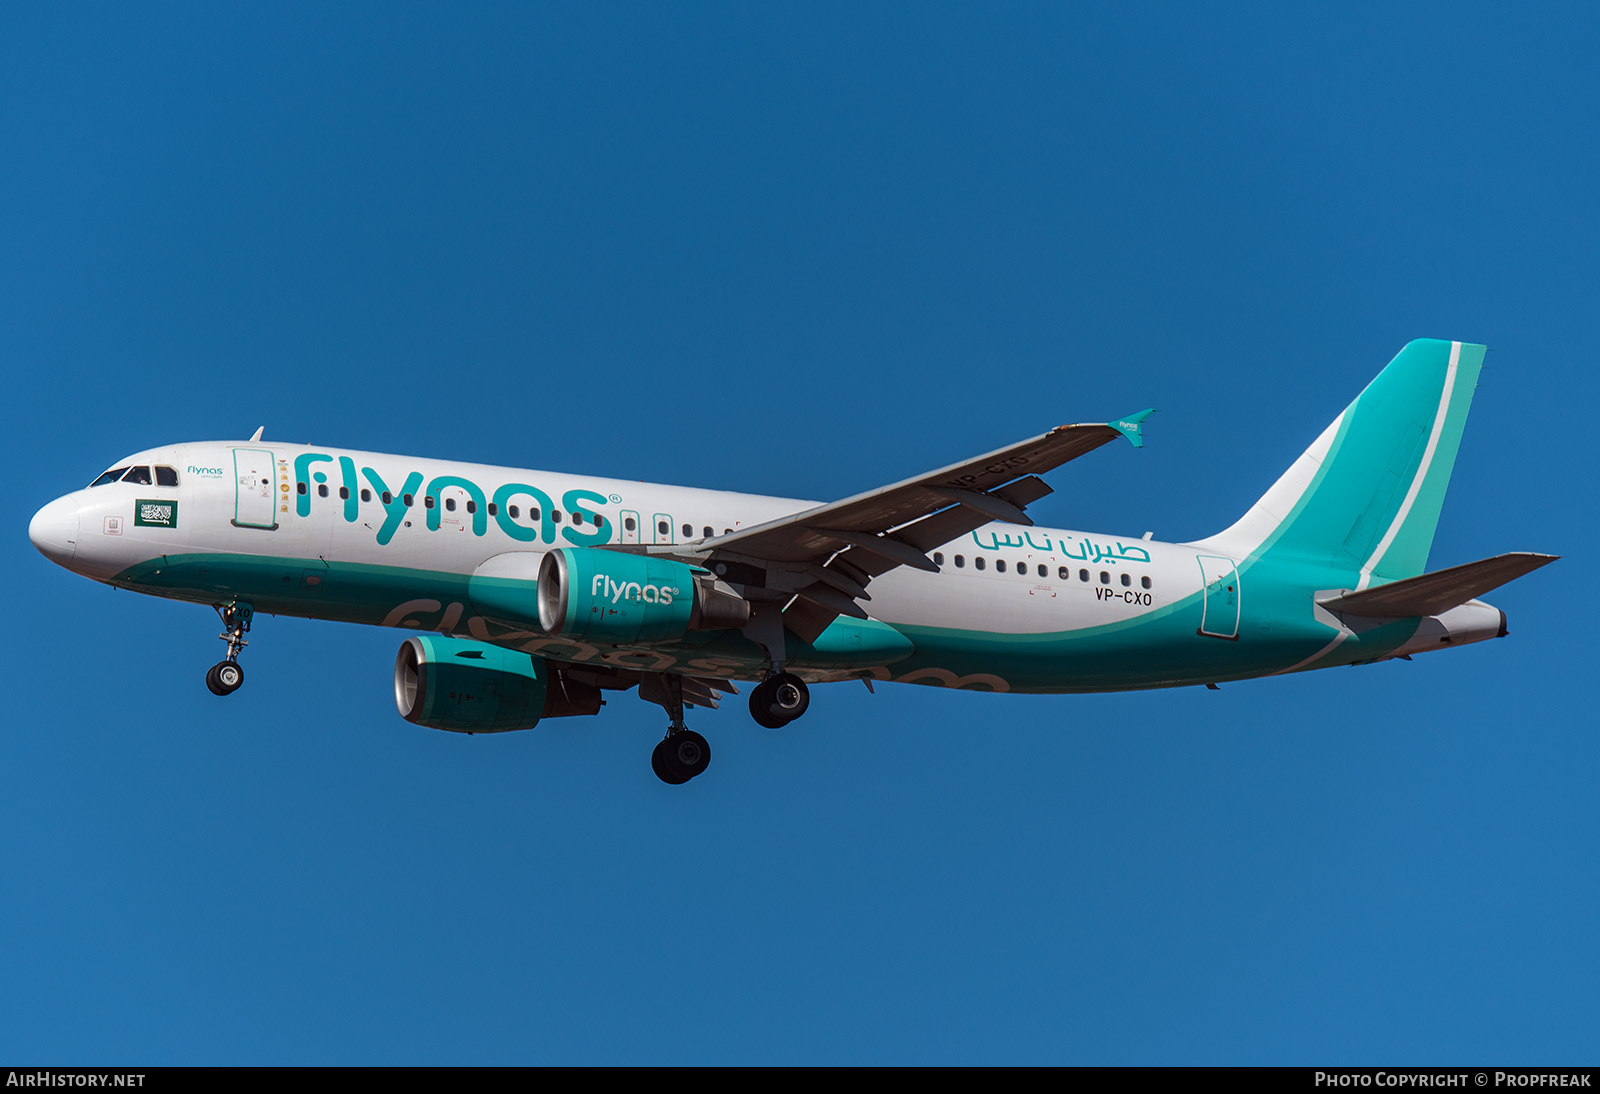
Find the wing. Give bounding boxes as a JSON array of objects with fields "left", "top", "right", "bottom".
[{"left": 651, "top": 410, "right": 1154, "bottom": 642}]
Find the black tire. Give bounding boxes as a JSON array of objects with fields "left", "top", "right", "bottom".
[
  {"left": 208, "top": 660, "right": 244, "bottom": 696},
  {"left": 652, "top": 738, "right": 692, "bottom": 785},
  {"left": 749, "top": 681, "right": 790, "bottom": 729},
  {"left": 671, "top": 731, "right": 711, "bottom": 778},
  {"left": 767, "top": 673, "right": 810, "bottom": 721}
]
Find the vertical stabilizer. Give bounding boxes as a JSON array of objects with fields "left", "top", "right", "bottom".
[{"left": 1196, "top": 339, "right": 1485, "bottom": 584}]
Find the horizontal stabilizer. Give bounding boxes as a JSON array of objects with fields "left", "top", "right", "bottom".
[{"left": 1317, "top": 552, "right": 1558, "bottom": 618}]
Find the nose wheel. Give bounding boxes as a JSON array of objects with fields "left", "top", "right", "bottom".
[
  {"left": 206, "top": 660, "right": 244, "bottom": 695},
  {"left": 206, "top": 601, "right": 253, "bottom": 696}
]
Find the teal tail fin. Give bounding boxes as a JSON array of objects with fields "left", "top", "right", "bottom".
[{"left": 1198, "top": 339, "right": 1486, "bottom": 582}]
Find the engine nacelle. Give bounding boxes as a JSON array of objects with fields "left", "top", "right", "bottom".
[
  {"left": 537, "top": 548, "right": 750, "bottom": 644},
  {"left": 394, "top": 635, "right": 601, "bottom": 733}
]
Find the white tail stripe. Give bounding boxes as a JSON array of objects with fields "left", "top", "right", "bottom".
[{"left": 1356, "top": 340, "right": 1460, "bottom": 590}]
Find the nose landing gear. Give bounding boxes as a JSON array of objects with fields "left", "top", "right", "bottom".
[{"left": 206, "top": 601, "right": 253, "bottom": 696}]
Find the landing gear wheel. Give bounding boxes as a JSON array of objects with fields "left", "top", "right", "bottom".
[
  {"left": 749, "top": 693, "right": 788, "bottom": 729},
  {"left": 651, "top": 739, "right": 691, "bottom": 784},
  {"left": 652, "top": 732, "right": 710, "bottom": 784},
  {"left": 750, "top": 672, "right": 809, "bottom": 728},
  {"left": 206, "top": 660, "right": 244, "bottom": 696},
  {"left": 670, "top": 730, "right": 711, "bottom": 778}
]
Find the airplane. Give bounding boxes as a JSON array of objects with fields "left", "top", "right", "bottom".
[{"left": 28, "top": 338, "right": 1556, "bottom": 784}]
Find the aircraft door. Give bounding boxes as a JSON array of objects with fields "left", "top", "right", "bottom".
[
  {"left": 651, "top": 512, "right": 674, "bottom": 545},
  {"left": 232, "top": 448, "right": 278, "bottom": 530},
  {"left": 1197, "top": 556, "right": 1240, "bottom": 639}
]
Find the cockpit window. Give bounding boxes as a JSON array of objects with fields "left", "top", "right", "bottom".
[
  {"left": 90, "top": 467, "right": 130, "bottom": 487},
  {"left": 121, "top": 466, "right": 153, "bottom": 486},
  {"left": 155, "top": 466, "right": 179, "bottom": 487}
]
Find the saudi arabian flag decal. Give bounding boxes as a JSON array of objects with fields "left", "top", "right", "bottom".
[{"left": 134, "top": 499, "right": 178, "bottom": 528}]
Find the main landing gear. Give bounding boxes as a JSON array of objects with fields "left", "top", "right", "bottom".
[
  {"left": 639, "top": 668, "right": 811, "bottom": 784},
  {"left": 749, "top": 671, "right": 809, "bottom": 729},
  {"left": 647, "top": 673, "right": 712, "bottom": 785},
  {"left": 205, "top": 601, "right": 253, "bottom": 696},
  {"left": 652, "top": 730, "right": 711, "bottom": 785}
]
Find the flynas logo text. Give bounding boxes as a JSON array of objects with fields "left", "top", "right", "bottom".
[
  {"left": 591, "top": 573, "right": 679, "bottom": 606},
  {"left": 291, "top": 452, "right": 614, "bottom": 547}
]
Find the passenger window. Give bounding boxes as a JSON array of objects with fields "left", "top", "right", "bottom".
[
  {"left": 508, "top": 505, "right": 520, "bottom": 519},
  {"left": 658, "top": 520, "right": 669, "bottom": 536},
  {"left": 933, "top": 552, "right": 944, "bottom": 566},
  {"left": 975, "top": 557, "right": 986, "bottom": 571},
  {"left": 382, "top": 491, "right": 392, "bottom": 505},
  {"left": 1121, "top": 572, "right": 1131, "bottom": 587},
  {"left": 682, "top": 523, "right": 692, "bottom": 538},
  {"left": 529, "top": 507, "right": 541, "bottom": 521},
  {"left": 338, "top": 486, "right": 349, "bottom": 500},
  {"left": 155, "top": 466, "right": 179, "bottom": 487},
  {"left": 1058, "top": 566, "right": 1069, "bottom": 580},
  {"left": 122, "top": 466, "right": 152, "bottom": 486},
  {"left": 361, "top": 489, "right": 372, "bottom": 502},
  {"left": 444, "top": 497, "right": 455, "bottom": 511},
  {"left": 91, "top": 467, "right": 129, "bottom": 487},
  {"left": 1099, "top": 571, "right": 1110, "bottom": 584},
  {"left": 1038, "top": 564, "right": 1048, "bottom": 578},
  {"left": 424, "top": 495, "right": 435, "bottom": 509},
  {"left": 996, "top": 559, "right": 1007, "bottom": 573},
  {"left": 402, "top": 493, "right": 413, "bottom": 507},
  {"left": 954, "top": 555, "right": 965, "bottom": 568},
  {"left": 552, "top": 510, "right": 562, "bottom": 523},
  {"left": 1080, "top": 569, "right": 1089, "bottom": 582},
  {"left": 297, "top": 482, "right": 307, "bottom": 496},
  {"left": 486, "top": 502, "right": 496, "bottom": 516},
  {"left": 624, "top": 516, "right": 636, "bottom": 531},
  {"left": 703, "top": 526, "right": 713, "bottom": 538},
  {"left": 1141, "top": 576, "right": 1152, "bottom": 589},
  {"left": 318, "top": 484, "right": 329, "bottom": 498}
]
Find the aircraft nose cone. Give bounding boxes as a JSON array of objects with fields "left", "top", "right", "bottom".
[{"left": 29, "top": 496, "right": 79, "bottom": 567}]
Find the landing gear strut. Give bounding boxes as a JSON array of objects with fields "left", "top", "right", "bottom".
[
  {"left": 206, "top": 601, "right": 253, "bottom": 696},
  {"left": 749, "top": 671, "right": 809, "bottom": 729},
  {"left": 645, "top": 673, "right": 712, "bottom": 785}
]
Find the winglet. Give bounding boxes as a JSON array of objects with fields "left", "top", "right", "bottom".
[
  {"left": 1109, "top": 408, "right": 1154, "bottom": 448},
  {"left": 249, "top": 426, "right": 265, "bottom": 442}
]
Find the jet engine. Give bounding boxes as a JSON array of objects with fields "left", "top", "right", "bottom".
[
  {"left": 537, "top": 547, "right": 750, "bottom": 644},
  {"left": 394, "top": 635, "right": 602, "bottom": 733}
]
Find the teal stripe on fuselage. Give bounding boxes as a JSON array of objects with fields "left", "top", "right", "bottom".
[{"left": 112, "top": 550, "right": 1423, "bottom": 694}]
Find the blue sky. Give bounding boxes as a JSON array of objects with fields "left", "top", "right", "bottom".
[{"left": 3, "top": 4, "right": 1595, "bottom": 1064}]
